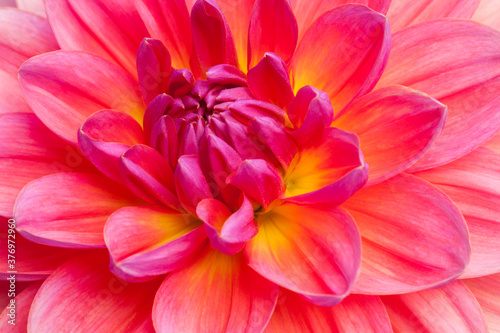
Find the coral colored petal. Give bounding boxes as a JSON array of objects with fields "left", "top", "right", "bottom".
[
  {"left": 283, "top": 128, "right": 368, "bottom": 206},
  {"left": 45, "top": 0, "right": 148, "bottom": 76},
  {"left": 0, "top": 217, "right": 81, "bottom": 281},
  {"left": 387, "top": 0, "right": 479, "bottom": 33},
  {"left": 78, "top": 110, "right": 145, "bottom": 183},
  {"left": 381, "top": 280, "right": 487, "bottom": 333},
  {"left": 464, "top": 273, "right": 500, "bottom": 333},
  {"left": 15, "top": 0, "right": 45, "bottom": 16},
  {"left": 248, "top": 0, "right": 298, "bottom": 69},
  {"left": 14, "top": 173, "right": 142, "bottom": 248},
  {"left": 472, "top": 0, "right": 500, "bottom": 31},
  {"left": 19, "top": 51, "right": 145, "bottom": 144},
  {"left": 28, "top": 254, "right": 159, "bottom": 332},
  {"left": 292, "top": 4, "right": 390, "bottom": 113},
  {"left": 104, "top": 206, "right": 206, "bottom": 280},
  {"left": 153, "top": 248, "right": 278, "bottom": 333},
  {"left": 343, "top": 174, "right": 470, "bottom": 294},
  {"left": 0, "top": 9, "right": 58, "bottom": 115},
  {"left": 265, "top": 290, "right": 391, "bottom": 333},
  {"left": 0, "top": 113, "right": 93, "bottom": 216},
  {"left": 245, "top": 204, "right": 361, "bottom": 306},
  {"left": 414, "top": 147, "right": 500, "bottom": 278},
  {"left": 135, "top": 0, "right": 192, "bottom": 69},
  {"left": 190, "top": 0, "right": 238, "bottom": 73},
  {"left": 333, "top": 85, "right": 447, "bottom": 186},
  {"left": 0, "top": 281, "right": 42, "bottom": 332},
  {"left": 377, "top": 20, "right": 500, "bottom": 171}
]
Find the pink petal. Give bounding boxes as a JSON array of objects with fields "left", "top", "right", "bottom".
[
  {"left": 247, "top": 52, "right": 294, "bottom": 109},
  {"left": 104, "top": 206, "right": 206, "bottom": 281},
  {"left": 381, "top": 280, "right": 487, "bottom": 333},
  {"left": 78, "top": 110, "right": 145, "bottom": 183},
  {"left": 464, "top": 273, "right": 500, "bottom": 332},
  {"left": 265, "top": 290, "right": 391, "bottom": 333},
  {"left": 0, "top": 281, "right": 42, "bottom": 332},
  {"left": 245, "top": 203, "right": 361, "bottom": 306},
  {"left": 387, "top": 0, "right": 479, "bottom": 33},
  {"left": 196, "top": 195, "right": 257, "bottom": 255},
  {"left": 135, "top": 0, "right": 192, "bottom": 69},
  {"left": 144, "top": 95, "right": 174, "bottom": 142},
  {"left": 153, "top": 248, "right": 278, "bottom": 333},
  {"left": 333, "top": 85, "right": 447, "bottom": 186},
  {"left": 283, "top": 128, "right": 368, "bottom": 206},
  {"left": 19, "top": 51, "right": 145, "bottom": 144},
  {"left": 45, "top": 0, "right": 148, "bottom": 76},
  {"left": 0, "top": 217, "right": 81, "bottom": 281},
  {"left": 484, "top": 131, "right": 500, "bottom": 155},
  {"left": 174, "top": 155, "right": 213, "bottom": 215},
  {"left": 28, "top": 254, "right": 159, "bottom": 332},
  {"left": 190, "top": 0, "right": 237, "bottom": 73},
  {"left": 248, "top": 0, "right": 298, "bottom": 69},
  {"left": 227, "top": 159, "right": 284, "bottom": 210},
  {"left": 229, "top": 99, "right": 286, "bottom": 125},
  {"left": 292, "top": 4, "right": 390, "bottom": 113},
  {"left": 0, "top": 8, "right": 57, "bottom": 115},
  {"left": 0, "top": 113, "right": 93, "bottom": 216},
  {"left": 414, "top": 147, "right": 500, "bottom": 278},
  {"left": 15, "top": 173, "right": 142, "bottom": 248},
  {"left": 206, "top": 64, "right": 247, "bottom": 86},
  {"left": 343, "top": 174, "right": 470, "bottom": 294},
  {"left": 15, "top": 0, "right": 45, "bottom": 16},
  {"left": 377, "top": 20, "right": 500, "bottom": 171},
  {"left": 471, "top": 0, "right": 500, "bottom": 31}
]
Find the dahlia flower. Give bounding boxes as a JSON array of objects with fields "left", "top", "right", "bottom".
[{"left": 1, "top": 0, "right": 500, "bottom": 332}]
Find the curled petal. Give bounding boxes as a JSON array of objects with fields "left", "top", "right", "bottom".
[
  {"left": 78, "top": 110, "right": 145, "bottom": 183},
  {"left": 174, "top": 155, "right": 212, "bottom": 215},
  {"left": 153, "top": 248, "right": 278, "bottom": 333},
  {"left": 343, "top": 174, "right": 470, "bottom": 294},
  {"left": 144, "top": 94, "right": 174, "bottom": 140},
  {"left": 15, "top": 173, "right": 142, "bottom": 249},
  {"left": 333, "top": 85, "right": 447, "bottom": 186},
  {"left": 104, "top": 206, "right": 206, "bottom": 281},
  {"left": 283, "top": 128, "right": 368, "bottom": 206},
  {"left": 206, "top": 64, "right": 247, "bottom": 86},
  {"left": 229, "top": 99, "right": 286, "bottom": 125},
  {"left": 464, "top": 273, "right": 500, "bottom": 332},
  {"left": 19, "top": 51, "right": 145, "bottom": 144}
]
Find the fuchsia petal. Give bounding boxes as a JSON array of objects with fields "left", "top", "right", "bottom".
[
  {"left": 283, "top": 128, "right": 368, "bottom": 206},
  {"left": 78, "top": 110, "right": 145, "bottom": 183},
  {"left": 227, "top": 159, "right": 284, "bottom": 210},
  {"left": 0, "top": 281, "right": 42, "bottom": 332},
  {"left": 414, "top": 147, "right": 500, "bottom": 278},
  {"left": 0, "top": 9, "right": 58, "bottom": 115},
  {"left": 333, "top": 85, "right": 447, "bottom": 186},
  {"left": 190, "top": 0, "right": 237, "bottom": 73},
  {"left": 28, "top": 254, "right": 159, "bottom": 332},
  {"left": 119, "top": 145, "right": 180, "bottom": 210},
  {"left": 343, "top": 174, "right": 470, "bottom": 294},
  {"left": 135, "top": 0, "right": 192, "bottom": 69},
  {"left": 229, "top": 99, "right": 286, "bottom": 125},
  {"left": 247, "top": 117, "right": 298, "bottom": 171},
  {"left": 104, "top": 206, "right": 206, "bottom": 280},
  {"left": 265, "top": 291, "right": 391, "bottom": 333},
  {"left": 0, "top": 217, "right": 81, "bottom": 281},
  {"left": 387, "top": 0, "right": 479, "bottom": 33},
  {"left": 153, "top": 249, "right": 278, "bottom": 333},
  {"left": 144, "top": 94, "right": 174, "bottom": 140},
  {"left": 246, "top": 204, "right": 361, "bottom": 306},
  {"left": 472, "top": 0, "right": 500, "bottom": 31},
  {"left": 377, "top": 20, "right": 500, "bottom": 171},
  {"left": 19, "top": 51, "right": 145, "bottom": 144},
  {"left": 464, "top": 273, "right": 500, "bottom": 332},
  {"left": 247, "top": 52, "right": 294, "bottom": 109},
  {"left": 0, "top": 113, "right": 92, "bottom": 216},
  {"left": 174, "top": 155, "right": 213, "bottom": 215},
  {"left": 381, "top": 280, "right": 487, "bottom": 333},
  {"left": 16, "top": 0, "right": 46, "bottom": 17},
  {"left": 137, "top": 38, "right": 172, "bottom": 105},
  {"left": 248, "top": 0, "right": 298, "bottom": 69},
  {"left": 196, "top": 195, "right": 257, "bottom": 255},
  {"left": 45, "top": 0, "right": 148, "bottom": 76},
  {"left": 206, "top": 64, "right": 247, "bottom": 86},
  {"left": 287, "top": 85, "right": 333, "bottom": 146},
  {"left": 15, "top": 173, "right": 142, "bottom": 249},
  {"left": 292, "top": 4, "right": 390, "bottom": 113}
]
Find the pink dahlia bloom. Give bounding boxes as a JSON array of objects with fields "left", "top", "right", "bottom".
[{"left": 1, "top": 0, "right": 500, "bottom": 331}]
